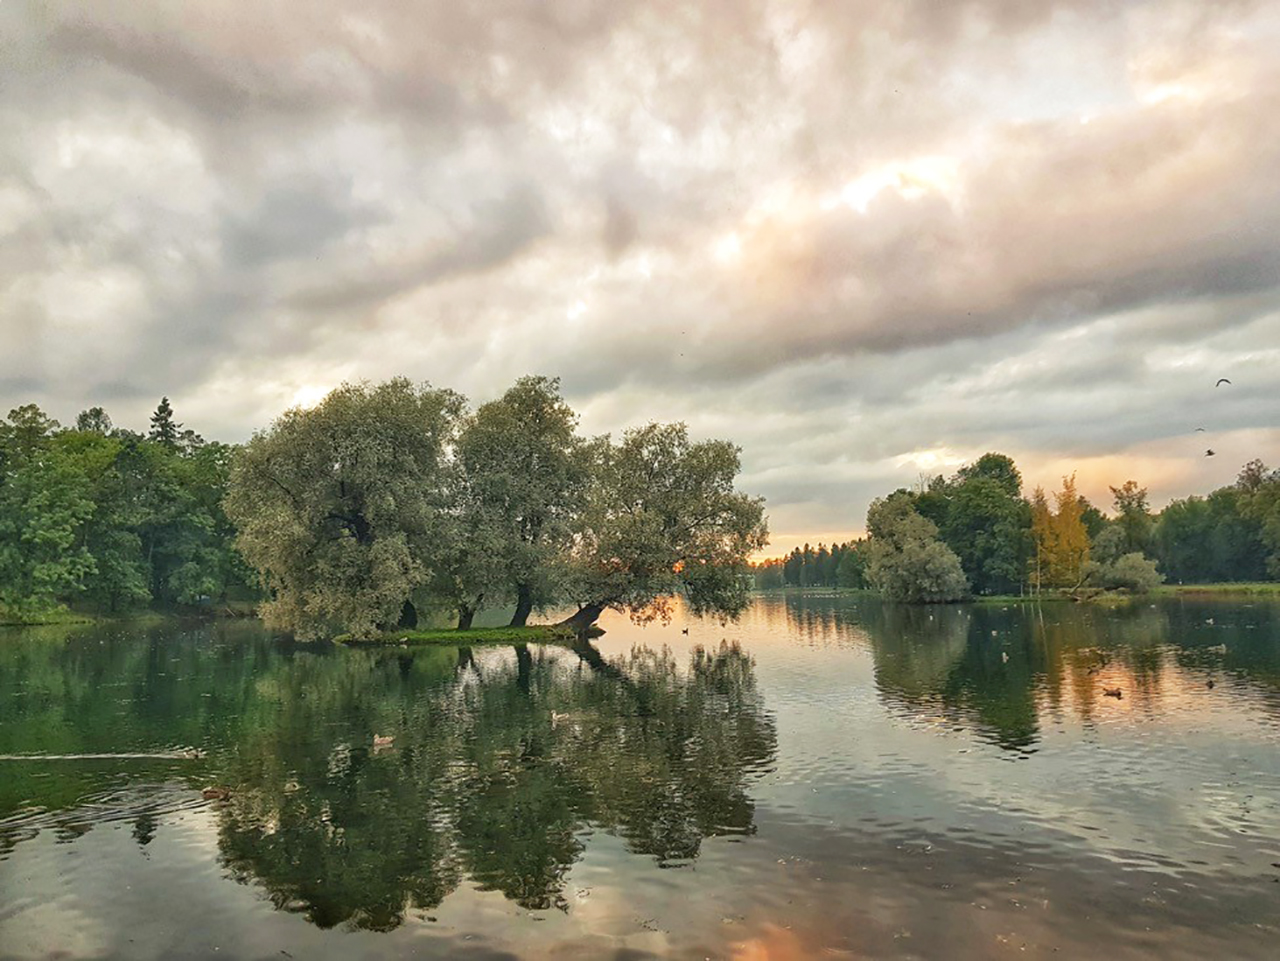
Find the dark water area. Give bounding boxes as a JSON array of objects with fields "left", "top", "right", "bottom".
[{"left": 1, "top": 595, "right": 1278, "bottom": 960}]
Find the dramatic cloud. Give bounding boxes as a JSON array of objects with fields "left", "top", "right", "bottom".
[{"left": 3, "top": 0, "right": 1279, "bottom": 553}]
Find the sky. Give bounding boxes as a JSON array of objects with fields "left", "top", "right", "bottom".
[{"left": 2, "top": 0, "right": 1279, "bottom": 556}]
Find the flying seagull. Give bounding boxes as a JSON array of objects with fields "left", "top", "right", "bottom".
[
  {"left": 1194, "top": 427, "right": 1206, "bottom": 432},
  {"left": 1216, "top": 378, "right": 1232, "bottom": 387},
  {"left": 1206, "top": 449, "right": 1216, "bottom": 457}
]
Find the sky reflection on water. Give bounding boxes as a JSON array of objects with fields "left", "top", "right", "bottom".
[{"left": 1, "top": 594, "right": 1278, "bottom": 959}]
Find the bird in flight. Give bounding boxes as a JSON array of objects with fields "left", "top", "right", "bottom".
[
  {"left": 1216, "top": 378, "right": 1232, "bottom": 387},
  {"left": 1194, "top": 427, "right": 1206, "bottom": 432},
  {"left": 1206, "top": 449, "right": 1216, "bottom": 457}
]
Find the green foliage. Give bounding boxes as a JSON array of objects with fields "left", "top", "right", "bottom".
[
  {"left": 74, "top": 406, "right": 113, "bottom": 434},
  {"left": 955, "top": 452, "right": 1022, "bottom": 498},
  {"left": 1151, "top": 463, "right": 1274, "bottom": 582},
  {"left": 906, "top": 452, "right": 1029, "bottom": 594},
  {"left": 0, "top": 409, "right": 95, "bottom": 615},
  {"left": 564, "top": 423, "right": 768, "bottom": 625},
  {"left": 752, "top": 539, "right": 868, "bottom": 589},
  {"left": 1089, "top": 523, "right": 1127, "bottom": 566},
  {"left": 1235, "top": 460, "right": 1280, "bottom": 578},
  {"left": 0, "top": 401, "right": 257, "bottom": 617},
  {"left": 225, "top": 379, "right": 464, "bottom": 640},
  {"left": 455, "top": 376, "right": 589, "bottom": 624},
  {"left": 147, "top": 396, "right": 180, "bottom": 449},
  {"left": 866, "top": 493, "right": 969, "bottom": 603},
  {"left": 1109, "top": 480, "right": 1153, "bottom": 556},
  {"left": 1085, "top": 551, "right": 1164, "bottom": 594}
]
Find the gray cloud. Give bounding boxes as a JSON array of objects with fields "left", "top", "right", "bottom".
[{"left": 2, "top": 0, "right": 1279, "bottom": 552}]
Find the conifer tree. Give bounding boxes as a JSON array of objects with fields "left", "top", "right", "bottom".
[{"left": 148, "top": 397, "right": 181, "bottom": 449}]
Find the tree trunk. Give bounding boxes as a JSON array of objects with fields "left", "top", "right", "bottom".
[
  {"left": 457, "top": 593, "right": 484, "bottom": 631},
  {"left": 398, "top": 600, "right": 418, "bottom": 629},
  {"left": 509, "top": 583, "right": 534, "bottom": 627},
  {"left": 558, "top": 601, "right": 606, "bottom": 632}
]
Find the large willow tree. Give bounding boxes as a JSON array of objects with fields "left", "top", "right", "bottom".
[
  {"left": 225, "top": 380, "right": 462, "bottom": 639},
  {"left": 559, "top": 423, "right": 768, "bottom": 630},
  {"left": 455, "top": 376, "right": 589, "bottom": 627}
]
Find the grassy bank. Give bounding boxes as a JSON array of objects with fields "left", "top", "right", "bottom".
[
  {"left": 1153, "top": 582, "right": 1280, "bottom": 597},
  {"left": 336, "top": 624, "right": 603, "bottom": 646},
  {"left": 0, "top": 606, "right": 95, "bottom": 627}
]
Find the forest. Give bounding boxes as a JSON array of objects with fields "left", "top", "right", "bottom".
[
  {"left": 754, "top": 453, "right": 1280, "bottom": 602},
  {"left": 0, "top": 378, "right": 767, "bottom": 637},
  {"left": 4, "top": 388, "right": 1278, "bottom": 627}
]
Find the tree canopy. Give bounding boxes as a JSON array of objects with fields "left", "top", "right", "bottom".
[
  {"left": 223, "top": 380, "right": 766, "bottom": 639},
  {"left": 225, "top": 379, "right": 464, "bottom": 640},
  {"left": 560, "top": 423, "right": 768, "bottom": 629},
  {"left": 0, "top": 400, "right": 254, "bottom": 621}
]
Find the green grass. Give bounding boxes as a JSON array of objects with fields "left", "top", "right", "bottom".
[
  {"left": 335, "top": 624, "right": 603, "bottom": 646},
  {"left": 971, "top": 593, "right": 1074, "bottom": 605},
  {"left": 0, "top": 605, "right": 95, "bottom": 627},
  {"left": 1153, "top": 582, "right": 1280, "bottom": 596}
]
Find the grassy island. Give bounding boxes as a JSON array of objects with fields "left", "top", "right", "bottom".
[{"left": 335, "top": 624, "right": 604, "bottom": 646}]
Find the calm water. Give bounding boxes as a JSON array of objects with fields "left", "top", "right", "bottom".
[{"left": 1, "top": 595, "right": 1278, "bottom": 960}]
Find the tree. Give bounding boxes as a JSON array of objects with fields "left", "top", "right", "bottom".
[
  {"left": 1236, "top": 461, "right": 1280, "bottom": 578},
  {"left": 1029, "top": 486, "right": 1053, "bottom": 593},
  {"left": 456, "top": 377, "right": 589, "bottom": 626},
  {"left": 52, "top": 428, "right": 151, "bottom": 612},
  {"left": 836, "top": 541, "right": 868, "bottom": 588},
  {"left": 1078, "top": 497, "right": 1108, "bottom": 541},
  {"left": 225, "top": 380, "right": 463, "bottom": 639},
  {"left": 1085, "top": 552, "right": 1163, "bottom": 594},
  {"left": 0, "top": 407, "right": 96, "bottom": 614},
  {"left": 938, "top": 473, "right": 1029, "bottom": 594},
  {"left": 1050, "top": 474, "right": 1089, "bottom": 588},
  {"left": 148, "top": 397, "right": 181, "bottom": 449},
  {"left": 1089, "top": 523, "right": 1127, "bottom": 566},
  {"left": 865, "top": 493, "right": 968, "bottom": 603},
  {"left": 559, "top": 423, "right": 767, "bottom": 630},
  {"left": 955, "top": 452, "right": 1022, "bottom": 499},
  {"left": 75, "top": 407, "right": 113, "bottom": 435},
  {"left": 1109, "top": 480, "right": 1153, "bottom": 556}
]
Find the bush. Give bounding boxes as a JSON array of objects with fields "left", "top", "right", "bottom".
[{"left": 1085, "top": 552, "right": 1164, "bottom": 594}]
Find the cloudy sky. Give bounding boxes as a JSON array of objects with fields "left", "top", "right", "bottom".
[{"left": 3, "top": 1, "right": 1279, "bottom": 554}]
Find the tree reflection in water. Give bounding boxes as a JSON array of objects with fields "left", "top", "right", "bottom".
[{"left": 213, "top": 640, "right": 776, "bottom": 930}]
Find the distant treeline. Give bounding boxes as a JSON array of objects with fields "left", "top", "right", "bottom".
[
  {"left": 752, "top": 541, "right": 868, "bottom": 590},
  {"left": 752, "top": 453, "right": 1280, "bottom": 601}
]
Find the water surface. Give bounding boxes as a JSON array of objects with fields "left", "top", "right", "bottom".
[{"left": 1, "top": 595, "right": 1278, "bottom": 959}]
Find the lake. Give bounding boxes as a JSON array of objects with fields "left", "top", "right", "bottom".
[{"left": 1, "top": 594, "right": 1278, "bottom": 960}]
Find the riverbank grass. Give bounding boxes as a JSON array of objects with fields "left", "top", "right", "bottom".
[
  {"left": 0, "top": 605, "right": 94, "bottom": 627},
  {"left": 1153, "top": 582, "right": 1280, "bottom": 596}
]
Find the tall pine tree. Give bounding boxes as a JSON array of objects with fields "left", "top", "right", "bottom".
[{"left": 148, "top": 397, "right": 181, "bottom": 450}]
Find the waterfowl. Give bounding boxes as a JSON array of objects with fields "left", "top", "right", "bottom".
[
  {"left": 373, "top": 734, "right": 395, "bottom": 748},
  {"left": 1103, "top": 687, "right": 1123, "bottom": 699},
  {"left": 202, "top": 786, "right": 232, "bottom": 801}
]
